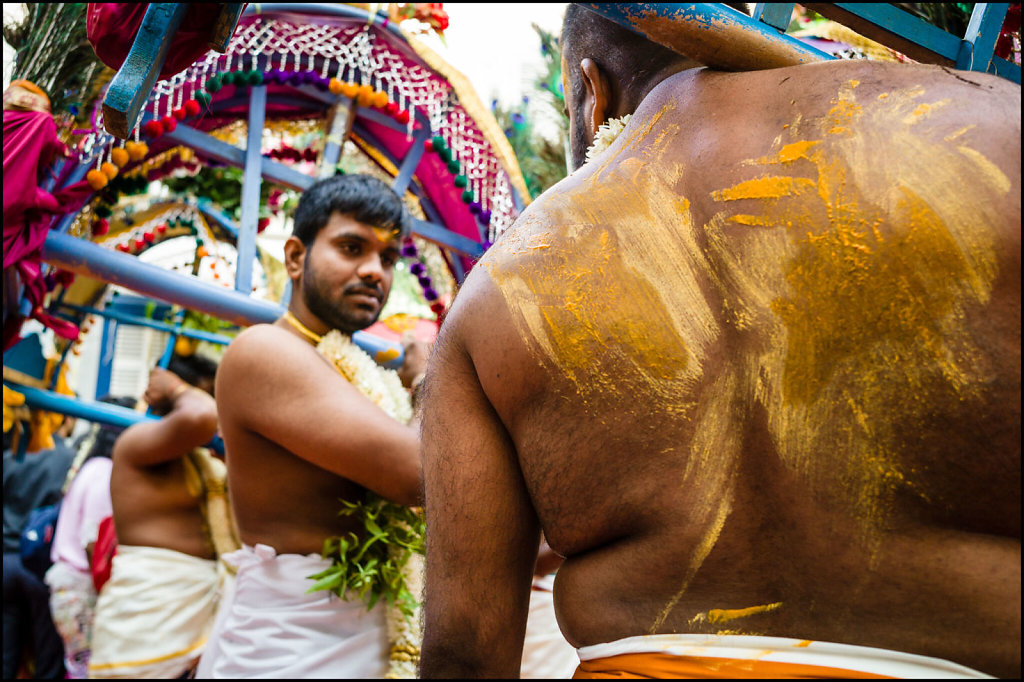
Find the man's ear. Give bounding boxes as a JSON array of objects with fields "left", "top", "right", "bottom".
[
  {"left": 580, "top": 57, "right": 611, "bottom": 138},
  {"left": 282, "top": 236, "right": 306, "bottom": 281}
]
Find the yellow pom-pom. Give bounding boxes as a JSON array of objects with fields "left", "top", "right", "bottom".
[
  {"left": 101, "top": 162, "right": 118, "bottom": 180},
  {"left": 126, "top": 141, "right": 149, "bottom": 161},
  {"left": 340, "top": 82, "right": 359, "bottom": 99},
  {"left": 328, "top": 78, "right": 344, "bottom": 95},
  {"left": 356, "top": 85, "right": 375, "bottom": 107},
  {"left": 110, "top": 147, "right": 130, "bottom": 167},
  {"left": 372, "top": 91, "right": 389, "bottom": 108},
  {"left": 87, "top": 169, "right": 109, "bottom": 190}
]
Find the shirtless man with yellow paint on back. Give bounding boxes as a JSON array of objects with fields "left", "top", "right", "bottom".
[{"left": 419, "top": 5, "right": 1020, "bottom": 679}]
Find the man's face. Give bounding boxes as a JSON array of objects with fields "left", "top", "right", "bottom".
[{"left": 301, "top": 212, "right": 401, "bottom": 335}]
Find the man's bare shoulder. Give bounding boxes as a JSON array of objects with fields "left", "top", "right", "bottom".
[{"left": 216, "top": 322, "right": 329, "bottom": 409}]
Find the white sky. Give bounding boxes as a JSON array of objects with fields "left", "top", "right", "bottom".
[{"left": 3, "top": 3, "right": 568, "bottom": 112}]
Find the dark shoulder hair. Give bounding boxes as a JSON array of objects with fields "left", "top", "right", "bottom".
[
  {"left": 166, "top": 353, "right": 218, "bottom": 388},
  {"left": 291, "top": 174, "right": 411, "bottom": 246},
  {"left": 561, "top": 3, "right": 751, "bottom": 110}
]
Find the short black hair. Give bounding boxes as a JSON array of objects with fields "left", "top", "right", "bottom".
[
  {"left": 166, "top": 353, "right": 218, "bottom": 389},
  {"left": 291, "top": 174, "right": 411, "bottom": 246},
  {"left": 561, "top": 3, "right": 752, "bottom": 113}
]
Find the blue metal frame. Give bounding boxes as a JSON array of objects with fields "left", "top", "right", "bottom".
[
  {"left": 40, "top": 231, "right": 405, "bottom": 368},
  {"left": 236, "top": 85, "right": 267, "bottom": 294},
  {"left": 5, "top": 382, "right": 225, "bottom": 454}
]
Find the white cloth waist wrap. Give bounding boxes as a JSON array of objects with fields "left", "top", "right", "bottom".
[
  {"left": 195, "top": 543, "right": 388, "bottom": 679},
  {"left": 576, "top": 634, "right": 993, "bottom": 678},
  {"left": 88, "top": 545, "right": 221, "bottom": 679}
]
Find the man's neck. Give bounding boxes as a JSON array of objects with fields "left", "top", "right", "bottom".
[
  {"left": 621, "top": 62, "right": 701, "bottom": 119},
  {"left": 280, "top": 308, "right": 329, "bottom": 346}
]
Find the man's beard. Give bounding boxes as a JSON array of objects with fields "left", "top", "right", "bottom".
[
  {"left": 570, "top": 110, "right": 589, "bottom": 172},
  {"left": 302, "top": 254, "right": 384, "bottom": 335}
]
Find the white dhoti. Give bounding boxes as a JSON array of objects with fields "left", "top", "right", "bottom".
[
  {"left": 521, "top": 573, "right": 579, "bottom": 678},
  {"left": 575, "top": 634, "right": 994, "bottom": 678},
  {"left": 195, "top": 543, "right": 389, "bottom": 679},
  {"left": 87, "top": 545, "right": 221, "bottom": 679}
]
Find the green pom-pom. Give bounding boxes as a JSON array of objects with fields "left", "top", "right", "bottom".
[
  {"left": 196, "top": 90, "right": 212, "bottom": 107},
  {"left": 453, "top": 174, "right": 467, "bottom": 188},
  {"left": 95, "top": 205, "right": 113, "bottom": 218},
  {"left": 431, "top": 135, "right": 446, "bottom": 151},
  {"left": 438, "top": 147, "right": 452, "bottom": 164},
  {"left": 248, "top": 70, "right": 263, "bottom": 85},
  {"left": 461, "top": 189, "right": 475, "bottom": 203},
  {"left": 206, "top": 76, "right": 222, "bottom": 93},
  {"left": 221, "top": 72, "right": 235, "bottom": 85},
  {"left": 447, "top": 160, "right": 460, "bottom": 175}
]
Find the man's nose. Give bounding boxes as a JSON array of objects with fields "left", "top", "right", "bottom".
[{"left": 357, "top": 253, "right": 384, "bottom": 283}]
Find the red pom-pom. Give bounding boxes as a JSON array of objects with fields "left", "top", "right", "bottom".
[
  {"left": 183, "top": 99, "right": 201, "bottom": 116},
  {"left": 155, "top": 223, "right": 168, "bottom": 234},
  {"left": 143, "top": 119, "right": 164, "bottom": 137},
  {"left": 430, "top": 301, "right": 445, "bottom": 314},
  {"left": 93, "top": 218, "right": 110, "bottom": 236},
  {"left": 395, "top": 109, "right": 410, "bottom": 124},
  {"left": 423, "top": 138, "right": 434, "bottom": 152},
  {"left": 385, "top": 101, "right": 399, "bottom": 115},
  {"left": 134, "top": 238, "right": 146, "bottom": 250},
  {"left": 161, "top": 115, "right": 178, "bottom": 133},
  {"left": 117, "top": 242, "right": 130, "bottom": 252},
  {"left": 173, "top": 107, "right": 187, "bottom": 121},
  {"left": 258, "top": 217, "right": 270, "bottom": 233},
  {"left": 143, "top": 231, "right": 155, "bottom": 244}
]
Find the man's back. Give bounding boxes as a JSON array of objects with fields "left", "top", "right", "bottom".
[{"left": 427, "top": 60, "right": 1020, "bottom": 677}]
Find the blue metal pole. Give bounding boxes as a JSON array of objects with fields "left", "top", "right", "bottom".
[
  {"left": 56, "top": 302, "right": 235, "bottom": 346},
  {"left": 40, "top": 232, "right": 404, "bottom": 368},
  {"left": 95, "top": 316, "right": 116, "bottom": 400},
  {"left": 6, "top": 382, "right": 225, "bottom": 454},
  {"left": 578, "top": 3, "right": 833, "bottom": 69},
  {"left": 236, "top": 85, "right": 267, "bottom": 295}
]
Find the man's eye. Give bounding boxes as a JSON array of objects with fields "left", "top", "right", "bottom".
[
  {"left": 381, "top": 253, "right": 398, "bottom": 267},
  {"left": 340, "top": 243, "right": 360, "bottom": 254}
]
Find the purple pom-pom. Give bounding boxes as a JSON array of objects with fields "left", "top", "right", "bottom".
[
  {"left": 401, "top": 244, "right": 418, "bottom": 258},
  {"left": 423, "top": 287, "right": 438, "bottom": 301},
  {"left": 478, "top": 210, "right": 492, "bottom": 225},
  {"left": 418, "top": 276, "right": 432, "bottom": 288},
  {"left": 468, "top": 201, "right": 481, "bottom": 214},
  {"left": 410, "top": 262, "right": 426, "bottom": 275}
]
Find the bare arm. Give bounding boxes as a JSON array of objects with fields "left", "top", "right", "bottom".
[
  {"left": 216, "top": 325, "right": 422, "bottom": 506},
  {"left": 419, "top": 289, "right": 540, "bottom": 678},
  {"left": 113, "top": 369, "right": 218, "bottom": 468}
]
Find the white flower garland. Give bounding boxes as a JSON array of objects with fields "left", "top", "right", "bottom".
[
  {"left": 314, "top": 330, "right": 421, "bottom": 678},
  {"left": 316, "top": 330, "right": 413, "bottom": 425},
  {"left": 584, "top": 114, "right": 632, "bottom": 164}
]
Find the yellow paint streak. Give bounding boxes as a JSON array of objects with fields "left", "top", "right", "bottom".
[
  {"left": 704, "top": 79, "right": 1006, "bottom": 556},
  {"left": 712, "top": 176, "right": 816, "bottom": 201},
  {"left": 728, "top": 215, "right": 775, "bottom": 227},
  {"left": 957, "top": 145, "right": 1011, "bottom": 193},
  {"left": 705, "top": 602, "right": 783, "bottom": 625},
  {"left": 902, "top": 99, "right": 950, "bottom": 125},
  {"left": 650, "top": 497, "right": 732, "bottom": 634},
  {"left": 944, "top": 125, "right": 974, "bottom": 142}
]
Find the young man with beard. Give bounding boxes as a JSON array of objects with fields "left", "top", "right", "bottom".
[
  {"left": 419, "top": 5, "right": 1020, "bottom": 679},
  {"left": 197, "top": 174, "right": 427, "bottom": 678}
]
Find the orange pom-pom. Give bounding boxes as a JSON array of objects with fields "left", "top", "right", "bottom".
[
  {"left": 101, "top": 162, "right": 118, "bottom": 179},
  {"left": 110, "top": 147, "right": 130, "bottom": 167},
  {"left": 87, "top": 169, "right": 109, "bottom": 190},
  {"left": 372, "top": 91, "right": 389, "bottom": 108},
  {"left": 340, "top": 82, "right": 359, "bottom": 99},
  {"left": 328, "top": 78, "right": 343, "bottom": 95},
  {"left": 126, "top": 141, "right": 149, "bottom": 161}
]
